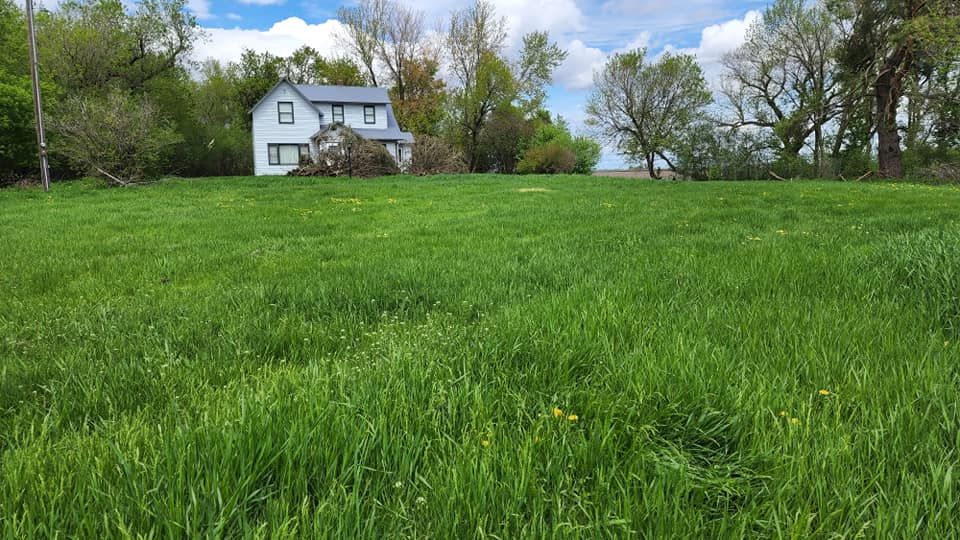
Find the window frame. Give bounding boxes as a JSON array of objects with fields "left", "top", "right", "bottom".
[
  {"left": 364, "top": 105, "right": 376, "bottom": 124},
  {"left": 267, "top": 143, "right": 310, "bottom": 166},
  {"left": 277, "top": 101, "right": 294, "bottom": 124},
  {"left": 332, "top": 104, "right": 344, "bottom": 123}
]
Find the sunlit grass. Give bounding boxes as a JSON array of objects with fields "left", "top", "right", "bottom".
[{"left": 1, "top": 174, "right": 959, "bottom": 537}]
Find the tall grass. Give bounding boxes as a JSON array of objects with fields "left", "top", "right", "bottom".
[{"left": 1, "top": 175, "right": 959, "bottom": 537}]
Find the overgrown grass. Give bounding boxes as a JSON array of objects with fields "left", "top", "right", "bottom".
[{"left": 1, "top": 175, "right": 959, "bottom": 537}]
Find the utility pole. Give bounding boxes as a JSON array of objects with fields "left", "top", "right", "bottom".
[{"left": 25, "top": 0, "right": 51, "bottom": 192}]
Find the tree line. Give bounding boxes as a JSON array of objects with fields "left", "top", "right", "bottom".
[
  {"left": 0, "top": 0, "right": 599, "bottom": 183},
  {"left": 587, "top": 0, "right": 960, "bottom": 180},
  {"left": 2, "top": 0, "right": 958, "bottom": 183}
]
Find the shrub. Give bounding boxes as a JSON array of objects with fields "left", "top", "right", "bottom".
[
  {"left": 516, "top": 143, "right": 576, "bottom": 174},
  {"left": 408, "top": 135, "right": 467, "bottom": 175},
  {"left": 289, "top": 127, "right": 399, "bottom": 178},
  {"left": 51, "top": 89, "right": 181, "bottom": 184},
  {"left": 915, "top": 161, "right": 960, "bottom": 184},
  {"left": 571, "top": 136, "right": 601, "bottom": 174}
]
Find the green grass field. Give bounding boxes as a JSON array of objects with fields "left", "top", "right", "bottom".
[{"left": 2, "top": 174, "right": 960, "bottom": 537}]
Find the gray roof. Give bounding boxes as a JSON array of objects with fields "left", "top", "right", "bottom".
[
  {"left": 311, "top": 103, "right": 414, "bottom": 143},
  {"left": 294, "top": 84, "right": 390, "bottom": 104}
]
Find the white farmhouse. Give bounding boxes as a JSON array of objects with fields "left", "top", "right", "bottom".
[{"left": 250, "top": 78, "right": 414, "bottom": 176}]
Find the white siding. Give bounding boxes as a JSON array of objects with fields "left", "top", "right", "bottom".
[
  {"left": 316, "top": 102, "right": 388, "bottom": 131},
  {"left": 252, "top": 82, "right": 321, "bottom": 175}
]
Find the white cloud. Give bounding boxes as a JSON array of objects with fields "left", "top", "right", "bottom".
[
  {"left": 194, "top": 17, "right": 348, "bottom": 66},
  {"left": 492, "top": 0, "right": 585, "bottom": 46},
  {"left": 662, "top": 10, "right": 761, "bottom": 87},
  {"left": 238, "top": 0, "right": 285, "bottom": 5},
  {"left": 554, "top": 40, "right": 606, "bottom": 90},
  {"left": 225, "top": 13, "right": 243, "bottom": 21},
  {"left": 188, "top": 0, "right": 213, "bottom": 20},
  {"left": 617, "top": 31, "right": 651, "bottom": 53}
]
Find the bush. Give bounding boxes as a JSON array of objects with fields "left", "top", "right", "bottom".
[
  {"left": 51, "top": 89, "right": 181, "bottom": 184},
  {"left": 289, "top": 127, "right": 399, "bottom": 178},
  {"left": 916, "top": 162, "right": 960, "bottom": 183},
  {"left": 408, "top": 135, "right": 467, "bottom": 175},
  {"left": 571, "top": 136, "right": 601, "bottom": 174},
  {"left": 516, "top": 143, "right": 576, "bottom": 174},
  {"left": 516, "top": 120, "right": 602, "bottom": 175}
]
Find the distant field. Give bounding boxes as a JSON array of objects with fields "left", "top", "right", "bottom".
[{"left": 2, "top": 175, "right": 960, "bottom": 537}]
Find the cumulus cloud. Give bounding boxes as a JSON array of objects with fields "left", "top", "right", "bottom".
[
  {"left": 187, "top": 0, "right": 213, "bottom": 20},
  {"left": 225, "top": 13, "right": 242, "bottom": 21},
  {"left": 554, "top": 40, "right": 606, "bottom": 90},
  {"left": 667, "top": 10, "right": 761, "bottom": 86},
  {"left": 193, "top": 17, "right": 348, "bottom": 66}
]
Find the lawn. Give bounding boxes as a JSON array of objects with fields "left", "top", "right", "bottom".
[{"left": 1, "top": 174, "right": 960, "bottom": 537}]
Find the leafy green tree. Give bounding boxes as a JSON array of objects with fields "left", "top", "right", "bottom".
[
  {"left": 828, "top": 0, "right": 960, "bottom": 177},
  {"left": 389, "top": 55, "right": 447, "bottom": 135},
  {"left": 0, "top": 0, "right": 34, "bottom": 177},
  {"left": 586, "top": 49, "right": 712, "bottom": 178},
  {"left": 721, "top": 0, "right": 844, "bottom": 174},
  {"left": 39, "top": 0, "right": 200, "bottom": 94},
  {"left": 514, "top": 31, "right": 568, "bottom": 115}
]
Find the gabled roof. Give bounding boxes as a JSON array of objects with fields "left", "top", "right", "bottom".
[
  {"left": 294, "top": 84, "right": 390, "bottom": 104},
  {"left": 247, "top": 78, "right": 319, "bottom": 114}
]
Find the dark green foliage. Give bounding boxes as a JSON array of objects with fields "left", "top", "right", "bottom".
[
  {"left": 516, "top": 118, "right": 601, "bottom": 175},
  {"left": 0, "top": 75, "right": 35, "bottom": 179},
  {"left": 516, "top": 142, "right": 576, "bottom": 173}
]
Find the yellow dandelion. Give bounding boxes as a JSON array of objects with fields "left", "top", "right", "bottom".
[
  {"left": 818, "top": 389, "right": 831, "bottom": 396},
  {"left": 789, "top": 417, "right": 800, "bottom": 425},
  {"left": 778, "top": 410, "right": 787, "bottom": 417},
  {"left": 481, "top": 439, "right": 491, "bottom": 447},
  {"left": 552, "top": 407, "right": 564, "bottom": 418},
  {"left": 567, "top": 414, "right": 578, "bottom": 422}
]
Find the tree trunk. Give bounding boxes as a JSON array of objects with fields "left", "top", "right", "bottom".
[
  {"left": 646, "top": 154, "right": 659, "bottom": 179},
  {"left": 876, "top": 48, "right": 907, "bottom": 178}
]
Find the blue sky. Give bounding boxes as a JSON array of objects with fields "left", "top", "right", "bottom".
[{"left": 188, "top": 0, "right": 771, "bottom": 168}]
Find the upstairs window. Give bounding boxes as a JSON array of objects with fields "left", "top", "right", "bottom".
[
  {"left": 277, "top": 101, "right": 294, "bottom": 124},
  {"left": 332, "top": 104, "right": 344, "bottom": 123},
  {"left": 364, "top": 105, "right": 376, "bottom": 124}
]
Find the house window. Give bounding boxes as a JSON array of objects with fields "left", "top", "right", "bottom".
[
  {"left": 364, "top": 105, "right": 376, "bottom": 124},
  {"left": 397, "top": 145, "right": 403, "bottom": 162},
  {"left": 277, "top": 102, "right": 294, "bottom": 124},
  {"left": 268, "top": 144, "right": 310, "bottom": 165},
  {"left": 332, "top": 104, "right": 344, "bottom": 123}
]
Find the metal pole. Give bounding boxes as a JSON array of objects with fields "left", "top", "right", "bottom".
[{"left": 25, "top": 0, "right": 51, "bottom": 192}]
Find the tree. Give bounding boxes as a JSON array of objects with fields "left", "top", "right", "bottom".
[
  {"left": 829, "top": 0, "right": 960, "bottom": 177},
  {"left": 280, "top": 46, "right": 365, "bottom": 86},
  {"left": 586, "top": 49, "right": 712, "bottom": 179},
  {"left": 39, "top": 0, "right": 200, "bottom": 94},
  {"left": 389, "top": 55, "right": 447, "bottom": 135},
  {"left": 479, "top": 104, "right": 533, "bottom": 172},
  {"left": 0, "top": 0, "right": 36, "bottom": 178},
  {"left": 514, "top": 31, "right": 568, "bottom": 115},
  {"left": 337, "top": 0, "right": 386, "bottom": 86},
  {"left": 450, "top": 52, "right": 514, "bottom": 171},
  {"left": 52, "top": 89, "right": 181, "bottom": 183},
  {"left": 721, "top": 0, "right": 844, "bottom": 174},
  {"left": 445, "top": 0, "right": 511, "bottom": 171}
]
